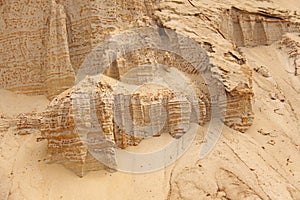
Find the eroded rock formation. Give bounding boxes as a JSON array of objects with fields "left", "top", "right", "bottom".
[
  {"left": 154, "top": 1, "right": 255, "bottom": 132},
  {"left": 1, "top": 0, "right": 300, "bottom": 199},
  {"left": 220, "top": 7, "right": 300, "bottom": 47},
  {"left": 0, "top": 0, "right": 267, "bottom": 176},
  {"left": 281, "top": 33, "right": 300, "bottom": 76},
  {"left": 0, "top": 0, "right": 74, "bottom": 98},
  {"left": 0, "top": 0, "right": 158, "bottom": 98},
  {"left": 0, "top": 0, "right": 255, "bottom": 131},
  {"left": 41, "top": 61, "right": 213, "bottom": 176},
  {"left": 0, "top": 115, "right": 9, "bottom": 133},
  {"left": 16, "top": 113, "right": 41, "bottom": 135}
]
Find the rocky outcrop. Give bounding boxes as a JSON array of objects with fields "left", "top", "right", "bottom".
[
  {"left": 0, "top": 0, "right": 74, "bottom": 98},
  {"left": 154, "top": 0, "right": 255, "bottom": 132},
  {"left": 0, "top": 0, "right": 254, "bottom": 133},
  {"left": 0, "top": 115, "right": 9, "bottom": 133},
  {"left": 0, "top": 0, "right": 267, "bottom": 175},
  {"left": 281, "top": 33, "right": 300, "bottom": 76},
  {"left": 220, "top": 7, "right": 300, "bottom": 47},
  {"left": 41, "top": 71, "right": 211, "bottom": 176},
  {"left": 16, "top": 113, "right": 41, "bottom": 135},
  {"left": 0, "top": 0, "right": 158, "bottom": 98},
  {"left": 2, "top": 0, "right": 300, "bottom": 199}
]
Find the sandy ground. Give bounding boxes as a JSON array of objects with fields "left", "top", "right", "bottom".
[
  {"left": 0, "top": 42, "right": 300, "bottom": 200},
  {"left": 1, "top": 0, "right": 300, "bottom": 196},
  {"left": 0, "top": 90, "right": 49, "bottom": 118}
]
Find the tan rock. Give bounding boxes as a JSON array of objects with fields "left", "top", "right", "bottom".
[
  {"left": 254, "top": 66, "right": 271, "bottom": 78},
  {"left": 0, "top": 0, "right": 261, "bottom": 175},
  {"left": 220, "top": 7, "right": 300, "bottom": 47},
  {"left": 281, "top": 33, "right": 300, "bottom": 76},
  {"left": 0, "top": 118, "right": 9, "bottom": 133},
  {"left": 41, "top": 72, "right": 208, "bottom": 176},
  {"left": 16, "top": 113, "right": 41, "bottom": 135},
  {"left": 0, "top": 0, "right": 158, "bottom": 98}
]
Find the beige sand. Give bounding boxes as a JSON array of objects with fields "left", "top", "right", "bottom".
[
  {"left": 1, "top": 43, "right": 300, "bottom": 199},
  {"left": 1, "top": 0, "right": 300, "bottom": 198}
]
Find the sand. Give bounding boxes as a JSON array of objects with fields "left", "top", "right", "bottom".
[
  {"left": 1, "top": 42, "right": 300, "bottom": 199},
  {"left": 1, "top": 0, "right": 300, "bottom": 199}
]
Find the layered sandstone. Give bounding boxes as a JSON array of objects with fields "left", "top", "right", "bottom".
[
  {"left": 0, "top": 0, "right": 254, "bottom": 133},
  {"left": 0, "top": 115, "right": 9, "bottom": 133},
  {"left": 220, "top": 7, "right": 300, "bottom": 47},
  {"left": 0, "top": 0, "right": 265, "bottom": 176},
  {"left": 1, "top": 0, "right": 300, "bottom": 199},
  {"left": 41, "top": 71, "right": 210, "bottom": 176},
  {"left": 154, "top": 0, "right": 255, "bottom": 132},
  {"left": 0, "top": 0, "right": 158, "bottom": 98},
  {"left": 281, "top": 33, "right": 300, "bottom": 76},
  {"left": 16, "top": 113, "right": 41, "bottom": 135},
  {"left": 0, "top": 0, "right": 75, "bottom": 98}
]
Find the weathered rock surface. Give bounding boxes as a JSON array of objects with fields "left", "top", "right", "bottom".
[
  {"left": 0, "top": 0, "right": 158, "bottom": 98},
  {"left": 220, "top": 7, "right": 300, "bottom": 47},
  {"left": 281, "top": 33, "right": 300, "bottom": 76},
  {"left": 2, "top": 0, "right": 300, "bottom": 178},
  {"left": 0, "top": 0, "right": 289, "bottom": 176},
  {"left": 0, "top": 115, "right": 9, "bottom": 133},
  {"left": 41, "top": 68, "right": 211, "bottom": 176},
  {"left": 154, "top": 0, "right": 255, "bottom": 132},
  {"left": 0, "top": 0, "right": 75, "bottom": 98},
  {"left": 0, "top": 0, "right": 253, "bottom": 133},
  {"left": 16, "top": 113, "right": 41, "bottom": 135},
  {"left": 1, "top": 0, "right": 300, "bottom": 199}
]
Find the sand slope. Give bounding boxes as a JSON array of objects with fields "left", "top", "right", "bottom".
[
  {"left": 1, "top": 44, "right": 300, "bottom": 199},
  {"left": 1, "top": 0, "right": 300, "bottom": 199}
]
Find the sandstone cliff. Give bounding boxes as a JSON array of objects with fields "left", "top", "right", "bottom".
[
  {"left": 0, "top": 0, "right": 254, "bottom": 175},
  {"left": 0, "top": 0, "right": 253, "bottom": 132},
  {"left": 0, "top": 0, "right": 300, "bottom": 199}
]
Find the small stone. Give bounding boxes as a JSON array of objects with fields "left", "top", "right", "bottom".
[
  {"left": 267, "top": 140, "right": 276, "bottom": 145},
  {"left": 254, "top": 66, "right": 271, "bottom": 78},
  {"left": 269, "top": 93, "right": 277, "bottom": 100},
  {"left": 258, "top": 129, "right": 271, "bottom": 135},
  {"left": 274, "top": 109, "right": 284, "bottom": 115},
  {"left": 17, "top": 130, "right": 31, "bottom": 135}
]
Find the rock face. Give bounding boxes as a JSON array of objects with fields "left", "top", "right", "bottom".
[
  {"left": 16, "top": 113, "right": 41, "bottom": 135},
  {"left": 0, "top": 115, "right": 9, "bottom": 133},
  {"left": 220, "top": 7, "right": 300, "bottom": 47},
  {"left": 1, "top": 1, "right": 300, "bottom": 199},
  {"left": 154, "top": 1, "right": 255, "bottom": 132},
  {"left": 0, "top": 0, "right": 75, "bottom": 98},
  {"left": 0, "top": 0, "right": 254, "bottom": 131},
  {"left": 0, "top": 0, "right": 260, "bottom": 175},
  {"left": 41, "top": 63, "right": 212, "bottom": 176},
  {"left": 0, "top": 0, "right": 158, "bottom": 98},
  {"left": 281, "top": 33, "right": 300, "bottom": 76}
]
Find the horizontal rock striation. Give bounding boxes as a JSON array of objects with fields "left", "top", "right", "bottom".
[
  {"left": 281, "top": 33, "right": 300, "bottom": 76},
  {"left": 41, "top": 71, "right": 209, "bottom": 176},
  {"left": 220, "top": 7, "right": 300, "bottom": 47},
  {"left": 0, "top": 0, "right": 267, "bottom": 175},
  {"left": 0, "top": 116, "right": 9, "bottom": 133},
  {"left": 154, "top": 1, "right": 255, "bottom": 132},
  {"left": 0, "top": 0, "right": 254, "bottom": 133},
  {"left": 0, "top": 0, "right": 75, "bottom": 98},
  {"left": 16, "top": 113, "right": 41, "bottom": 135},
  {"left": 0, "top": 0, "right": 158, "bottom": 98}
]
